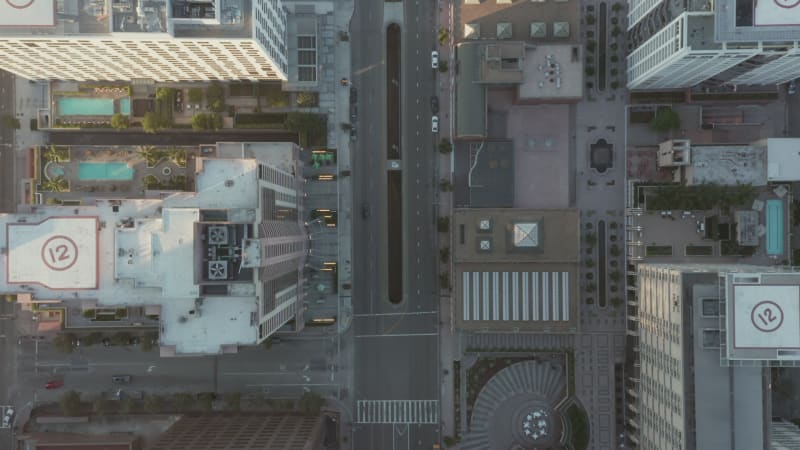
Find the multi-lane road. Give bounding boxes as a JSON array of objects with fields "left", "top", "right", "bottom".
[{"left": 350, "top": 0, "right": 441, "bottom": 447}]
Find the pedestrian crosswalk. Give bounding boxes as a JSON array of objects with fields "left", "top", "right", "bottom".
[{"left": 356, "top": 400, "right": 439, "bottom": 424}]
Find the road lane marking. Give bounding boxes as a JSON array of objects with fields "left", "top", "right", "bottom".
[
  {"left": 353, "top": 311, "right": 436, "bottom": 317},
  {"left": 354, "top": 332, "right": 437, "bottom": 338}
]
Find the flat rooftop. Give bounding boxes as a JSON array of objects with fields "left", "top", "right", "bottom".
[
  {"left": 0, "top": 0, "right": 56, "bottom": 27},
  {"left": 715, "top": 0, "right": 800, "bottom": 42},
  {"left": 453, "top": 208, "right": 580, "bottom": 332},
  {"left": 7, "top": 217, "right": 98, "bottom": 290},
  {"left": 518, "top": 45, "right": 583, "bottom": 100},
  {"left": 0, "top": 157, "right": 265, "bottom": 355},
  {"left": 459, "top": 0, "right": 579, "bottom": 44},
  {"left": 687, "top": 145, "right": 767, "bottom": 186},
  {"left": 725, "top": 272, "right": 800, "bottom": 361},
  {"left": 0, "top": 0, "right": 252, "bottom": 38}
]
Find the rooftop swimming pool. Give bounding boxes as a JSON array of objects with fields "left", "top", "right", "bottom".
[
  {"left": 78, "top": 162, "right": 134, "bottom": 181},
  {"left": 57, "top": 97, "right": 131, "bottom": 116},
  {"left": 766, "top": 199, "right": 784, "bottom": 256},
  {"left": 120, "top": 98, "right": 131, "bottom": 115}
]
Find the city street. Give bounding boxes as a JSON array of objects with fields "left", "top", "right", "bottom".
[
  {"left": 11, "top": 331, "right": 343, "bottom": 403},
  {"left": 349, "top": 0, "right": 441, "bottom": 447}
]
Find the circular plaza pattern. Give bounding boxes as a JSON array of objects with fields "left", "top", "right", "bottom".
[{"left": 462, "top": 359, "right": 567, "bottom": 449}]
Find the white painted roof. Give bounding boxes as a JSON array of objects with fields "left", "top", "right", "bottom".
[
  {"left": 767, "top": 138, "right": 800, "bottom": 182},
  {"left": 7, "top": 217, "right": 98, "bottom": 289},
  {"left": 0, "top": 158, "right": 266, "bottom": 355},
  {"left": 0, "top": 1, "right": 55, "bottom": 26},
  {"left": 160, "top": 296, "right": 257, "bottom": 354},
  {"left": 731, "top": 284, "right": 800, "bottom": 349},
  {"left": 755, "top": 0, "right": 800, "bottom": 26}
]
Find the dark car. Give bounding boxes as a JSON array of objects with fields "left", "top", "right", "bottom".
[
  {"left": 361, "top": 202, "right": 370, "bottom": 219},
  {"left": 112, "top": 375, "right": 132, "bottom": 384},
  {"left": 430, "top": 96, "right": 439, "bottom": 114}
]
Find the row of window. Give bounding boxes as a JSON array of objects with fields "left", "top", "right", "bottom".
[
  {"left": 0, "top": 40, "right": 282, "bottom": 81},
  {"left": 258, "top": 163, "right": 295, "bottom": 189}
]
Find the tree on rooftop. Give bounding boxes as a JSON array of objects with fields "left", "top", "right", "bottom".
[
  {"left": 187, "top": 87, "right": 204, "bottom": 104},
  {"left": 142, "top": 112, "right": 160, "bottom": 133},
  {"left": 650, "top": 107, "right": 681, "bottom": 133},
  {"left": 111, "top": 113, "right": 129, "bottom": 130}
]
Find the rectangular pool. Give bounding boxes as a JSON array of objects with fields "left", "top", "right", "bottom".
[
  {"left": 120, "top": 98, "right": 131, "bottom": 115},
  {"left": 766, "top": 199, "right": 784, "bottom": 256},
  {"left": 58, "top": 97, "right": 115, "bottom": 116},
  {"left": 78, "top": 162, "right": 134, "bottom": 181}
]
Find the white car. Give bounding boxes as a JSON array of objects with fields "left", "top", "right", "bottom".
[
  {"left": 2, "top": 407, "right": 14, "bottom": 428},
  {"left": 432, "top": 115, "right": 439, "bottom": 133},
  {"left": 431, "top": 51, "right": 439, "bottom": 69}
]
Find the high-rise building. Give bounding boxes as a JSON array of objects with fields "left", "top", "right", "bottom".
[
  {"left": 0, "top": 142, "right": 306, "bottom": 355},
  {"left": 626, "top": 0, "right": 800, "bottom": 89},
  {"left": 625, "top": 263, "right": 800, "bottom": 449},
  {"left": 0, "top": 0, "right": 287, "bottom": 81}
]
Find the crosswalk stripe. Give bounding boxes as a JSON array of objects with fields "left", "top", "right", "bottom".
[{"left": 356, "top": 400, "right": 439, "bottom": 424}]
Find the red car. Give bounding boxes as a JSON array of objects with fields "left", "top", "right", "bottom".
[{"left": 44, "top": 380, "right": 63, "bottom": 389}]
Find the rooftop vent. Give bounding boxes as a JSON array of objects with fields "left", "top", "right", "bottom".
[
  {"left": 478, "top": 218, "right": 492, "bottom": 231},
  {"left": 208, "top": 260, "right": 228, "bottom": 280},
  {"left": 478, "top": 238, "right": 493, "bottom": 252},
  {"left": 208, "top": 225, "right": 229, "bottom": 245}
]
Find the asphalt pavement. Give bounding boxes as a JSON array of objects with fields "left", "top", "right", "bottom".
[{"left": 350, "top": 0, "right": 441, "bottom": 447}]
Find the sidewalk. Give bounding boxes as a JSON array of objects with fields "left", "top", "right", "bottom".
[
  {"left": 436, "top": 0, "right": 458, "bottom": 442},
  {"left": 308, "top": 1, "right": 355, "bottom": 448}
]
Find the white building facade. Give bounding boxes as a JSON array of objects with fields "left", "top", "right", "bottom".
[
  {"left": 0, "top": 0, "right": 288, "bottom": 81},
  {"left": 626, "top": 0, "right": 800, "bottom": 89},
  {"left": 626, "top": 264, "right": 800, "bottom": 449}
]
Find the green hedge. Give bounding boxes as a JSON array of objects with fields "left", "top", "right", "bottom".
[
  {"left": 566, "top": 404, "right": 590, "bottom": 450},
  {"left": 236, "top": 113, "right": 287, "bottom": 125}
]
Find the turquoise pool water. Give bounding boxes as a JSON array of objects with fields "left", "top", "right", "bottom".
[
  {"left": 766, "top": 199, "right": 784, "bottom": 256},
  {"left": 120, "top": 98, "right": 131, "bottom": 115},
  {"left": 78, "top": 162, "right": 134, "bottom": 181},
  {"left": 58, "top": 97, "right": 115, "bottom": 116}
]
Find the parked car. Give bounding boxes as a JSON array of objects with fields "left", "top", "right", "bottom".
[
  {"left": 431, "top": 115, "right": 439, "bottom": 133},
  {"left": 361, "top": 202, "right": 371, "bottom": 219},
  {"left": 431, "top": 51, "right": 439, "bottom": 69},
  {"left": 45, "top": 380, "right": 64, "bottom": 390},
  {"left": 112, "top": 375, "right": 131, "bottom": 384},
  {"left": 2, "top": 408, "right": 14, "bottom": 428},
  {"left": 430, "top": 96, "right": 439, "bottom": 114}
]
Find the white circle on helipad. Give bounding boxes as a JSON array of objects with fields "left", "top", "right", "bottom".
[
  {"left": 751, "top": 300, "right": 784, "bottom": 332},
  {"left": 41, "top": 235, "right": 79, "bottom": 271}
]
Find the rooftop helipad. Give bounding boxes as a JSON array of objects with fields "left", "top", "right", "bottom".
[
  {"left": 6, "top": 216, "right": 98, "bottom": 290},
  {"left": 732, "top": 284, "right": 800, "bottom": 349},
  {"left": 755, "top": 0, "right": 800, "bottom": 26},
  {"left": 0, "top": 0, "right": 55, "bottom": 27}
]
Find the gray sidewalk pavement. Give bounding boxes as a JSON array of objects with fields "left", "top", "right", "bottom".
[{"left": 436, "top": 0, "right": 458, "bottom": 442}]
